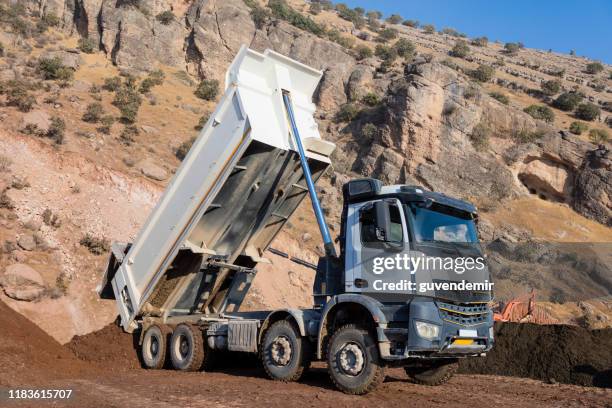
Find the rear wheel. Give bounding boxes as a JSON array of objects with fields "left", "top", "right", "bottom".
[
  {"left": 327, "top": 324, "right": 385, "bottom": 395},
  {"left": 404, "top": 360, "right": 458, "bottom": 385},
  {"left": 141, "top": 324, "right": 171, "bottom": 369},
  {"left": 169, "top": 324, "right": 205, "bottom": 371},
  {"left": 261, "top": 320, "right": 309, "bottom": 382}
]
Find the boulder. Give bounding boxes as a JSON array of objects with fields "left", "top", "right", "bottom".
[
  {"left": 42, "top": 50, "right": 82, "bottom": 70},
  {"left": 20, "top": 110, "right": 51, "bottom": 134},
  {"left": 137, "top": 160, "right": 168, "bottom": 181},
  {"left": 17, "top": 235, "right": 37, "bottom": 251},
  {"left": 0, "top": 263, "right": 45, "bottom": 301}
]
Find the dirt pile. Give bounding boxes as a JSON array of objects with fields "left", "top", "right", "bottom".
[
  {"left": 459, "top": 322, "right": 612, "bottom": 388},
  {"left": 66, "top": 320, "right": 142, "bottom": 370},
  {"left": 0, "top": 300, "right": 88, "bottom": 386}
]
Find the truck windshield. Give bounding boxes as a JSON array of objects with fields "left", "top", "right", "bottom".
[{"left": 409, "top": 204, "right": 478, "bottom": 244}]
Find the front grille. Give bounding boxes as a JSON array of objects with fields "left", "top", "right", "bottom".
[{"left": 437, "top": 301, "right": 490, "bottom": 326}]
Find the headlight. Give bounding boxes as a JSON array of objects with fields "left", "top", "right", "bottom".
[{"left": 415, "top": 321, "right": 440, "bottom": 340}]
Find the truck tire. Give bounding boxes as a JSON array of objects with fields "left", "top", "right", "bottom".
[
  {"left": 261, "top": 320, "right": 308, "bottom": 382},
  {"left": 169, "top": 324, "right": 205, "bottom": 371},
  {"left": 326, "top": 324, "right": 385, "bottom": 395},
  {"left": 141, "top": 325, "right": 171, "bottom": 369},
  {"left": 404, "top": 360, "right": 458, "bottom": 386}
]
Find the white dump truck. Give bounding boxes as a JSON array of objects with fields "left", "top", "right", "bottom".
[{"left": 99, "top": 46, "right": 494, "bottom": 394}]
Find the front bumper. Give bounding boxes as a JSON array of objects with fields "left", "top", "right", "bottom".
[{"left": 377, "top": 298, "right": 494, "bottom": 360}]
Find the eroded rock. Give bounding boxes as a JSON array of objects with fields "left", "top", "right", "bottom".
[{"left": 0, "top": 263, "right": 45, "bottom": 301}]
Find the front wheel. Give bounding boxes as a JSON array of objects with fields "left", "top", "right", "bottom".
[
  {"left": 404, "top": 360, "right": 458, "bottom": 385},
  {"left": 327, "top": 324, "right": 385, "bottom": 395},
  {"left": 261, "top": 320, "right": 309, "bottom": 382}
]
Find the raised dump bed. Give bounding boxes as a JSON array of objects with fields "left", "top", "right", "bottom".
[{"left": 99, "top": 46, "right": 335, "bottom": 332}]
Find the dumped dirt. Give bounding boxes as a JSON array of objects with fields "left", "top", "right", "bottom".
[{"left": 459, "top": 322, "right": 612, "bottom": 387}]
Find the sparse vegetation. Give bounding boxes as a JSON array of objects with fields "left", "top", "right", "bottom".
[
  {"left": 377, "top": 27, "right": 398, "bottom": 42},
  {"left": 489, "top": 91, "right": 509, "bottom": 105},
  {"left": 422, "top": 24, "right": 435, "bottom": 34},
  {"left": 515, "top": 129, "right": 546, "bottom": 143},
  {"left": 585, "top": 62, "right": 604, "bottom": 75},
  {"left": 250, "top": 5, "right": 270, "bottom": 29},
  {"left": 138, "top": 69, "right": 165, "bottom": 94},
  {"left": 97, "top": 115, "right": 115, "bottom": 134},
  {"left": 38, "top": 57, "right": 73, "bottom": 81},
  {"left": 80, "top": 234, "right": 110, "bottom": 255},
  {"left": 113, "top": 84, "right": 142, "bottom": 123},
  {"left": 471, "top": 37, "right": 488, "bottom": 47},
  {"left": 119, "top": 124, "right": 139, "bottom": 145},
  {"left": 335, "top": 103, "right": 359, "bottom": 122},
  {"left": 102, "top": 76, "right": 122, "bottom": 92},
  {"left": 194, "top": 113, "right": 210, "bottom": 131},
  {"left": 450, "top": 40, "right": 470, "bottom": 58},
  {"left": 524, "top": 104, "right": 555, "bottom": 123},
  {"left": 176, "top": 137, "right": 196, "bottom": 160},
  {"left": 503, "top": 42, "right": 520, "bottom": 55},
  {"left": 47, "top": 116, "right": 66, "bottom": 144},
  {"left": 195, "top": 79, "right": 219, "bottom": 101},
  {"left": 569, "top": 121, "right": 588, "bottom": 135},
  {"left": 78, "top": 37, "right": 97, "bottom": 54},
  {"left": 361, "top": 123, "right": 377, "bottom": 140},
  {"left": 355, "top": 45, "right": 373, "bottom": 60},
  {"left": 374, "top": 44, "right": 397, "bottom": 61},
  {"left": 268, "top": 0, "right": 325, "bottom": 36},
  {"left": 574, "top": 102, "right": 600, "bottom": 121},
  {"left": 552, "top": 92, "right": 583, "bottom": 111},
  {"left": 82, "top": 102, "right": 105, "bottom": 123},
  {"left": 0, "top": 155, "right": 11, "bottom": 172},
  {"left": 541, "top": 79, "right": 562, "bottom": 96},
  {"left": 589, "top": 128, "right": 609, "bottom": 144},
  {"left": 362, "top": 92, "right": 381, "bottom": 107},
  {"left": 5, "top": 82, "right": 36, "bottom": 112},
  {"left": 0, "top": 191, "right": 14, "bottom": 210},
  {"left": 386, "top": 14, "right": 403, "bottom": 25},
  {"left": 156, "top": 10, "right": 174, "bottom": 25},
  {"left": 394, "top": 38, "right": 415, "bottom": 59},
  {"left": 463, "top": 84, "right": 479, "bottom": 99},
  {"left": 469, "top": 122, "right": 490, "bottom": 151},
  {"left": 470, "top": 64, "right": 495, "bottom": 82},
  {"left": 42, "top": 208, "right": 61, "bottom": 228},
  {"left": 335, "top": 4, "right": 365, "bottom": 28}
]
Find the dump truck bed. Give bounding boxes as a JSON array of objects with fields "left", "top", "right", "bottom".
[{"left": 99, "top": 47, "right": 335, "bottom": 332}]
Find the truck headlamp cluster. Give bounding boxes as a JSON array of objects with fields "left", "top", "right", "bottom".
[{"left": 415, "top": 321, "right": 440, "bottom": 340}]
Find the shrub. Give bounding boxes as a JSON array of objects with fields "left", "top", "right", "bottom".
[
  {"left": 194, "top": 113, "right": 210, "bottom": 131},
  {"left": 335, "top": 5, "right": 365, "bottom": 28},
  {"left": 552, "top": 92, "right": 583, "bottom": 111},
  {"left": 569, "top": 121, "right": 588, "bottom": 135},
  {"left": 489, "top": 91, "right": 509, "bottom": 105},
  {"left": 355, "top": 45, "right": 373, "bottom": 60},
  {"left": 335, "top": 103, "right": 359, "bottom": 122},
  {"left": 113, "top": 85, "right": 142, "bottom": 123},
  {"left": 378, "top": 28, "right": 398, "bottom": 42},
  {"left": 6, "top": 86, "right": 35, "bottom": 112},
  {"left": 97, "top": 115, "right": 115, "bottom": 134},
  {"left": 589, "top": 128, "right": 609, "bottom": 144},
  {"left": 469, "top": 122, "right": 489, "bottom": 151},
  {"left": 139, "top": 78, "right": 156, "bottom": 94},
  {"left": 195, "top": 79, "right": 219, "bottom": 101},
  {"left": 42, "top": 208, "right": 61, "bottom": 228},
  {"left": 0, "top": 155, "right": 11, "bottom": 172},
  {"left": 361, "top": 123, "right": 377, "bottom": 140},
  {"left": 515, "top": 129, "right": 546, "bottom": 143},
  {"left": 327, "top": 29, "right": 354, "bottom": 48},
  {"left": 585, "top": 62, "right": 604, "bottom": 75},
  {"left": 38, "top": 57, "right": 73, "bottom": 81},
  {"left": 402, "top": 19, "right": 419, "bottom": 28},
  {"left": 82, "top": 102, "right": 104, "bottom": 123},
  {"left": 250, "top": 6, "right": 270, "bottom": 29},
  {"left": 541, "top": 79, "right": 561, "bottom": 96},
  {"left": 422, "top": 24, "right": 435, "bottom": 34},
  {"left": 362, "top": 92, "right": 380, "bottom": 107},
  {"left": 450, "top": 40, "right": 470, "bottom": 58},
  {"left": 0, "top": 191, "right": 14, "bottom": 209},
  {"left": 119, "top": 124, "right": 139, "bottom": 145},
  {"left": 176, "top": 136, "right": 196, "bottom": 160},
  {"left": 375, "top": 44, "right": 397, "bottom": 61},
  {"left": 394, "top": 38, "right": 415, "bottom": 59},
  {"left": 574, "top": 103, "right": 600, "bottom": 121},
  {"left": 156, "top": 10, "right": 174, "bottom": 24},
  {"left": 268, "top": 0, "right": 324, "bottom": 36},
  {"left": 504, "top": 42, "right": 520, "bottom": 55},
  {"left": 524, "top": 105, "right": 555, "bottom": 123},
  {"left": 80, "top": 234, "right": 110, "bottom": 255},
  {"left": 471, "top": 36, "right": 488, "bottom": 47},
  {"left": 386, "top": 14, "right": 402, "bottom": 24},
  {"left": 78, "top": 37, "right": 97, "bottom": 54},
  {"left": 463, "top": 84, "right": 479, "bottom": 99},
  {"left": 309, "top": 2, "right": 321, "bottom": 14},
  {"left": 470, "top": 64, "right": 495, "bottom": 82},
  {"left": 102, "top": 76, "right": 122, "bottom": 91}
]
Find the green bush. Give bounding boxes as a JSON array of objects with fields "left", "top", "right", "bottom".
[
  {"left": 515, "top": 129, "right": 546, "bottom": 144},
  {"left": 156, "top": 10, "right": 174, "bottom": 25},
  {"left": 402, "top": 19, "right": 419, "bottom": 28},
  {"left": 378, "top": 27, "right": 398, "bottom": 42},
  {"left": 47, "top": 116, "right": 65, "bottom": 144},
  {"left": 78, "top": 37, "right": 97, "bottom": 53},
  {"left": 102, "top": 76, "right": 122, "bottom": 91},
  {"left": 489, "top": 91, "right": 509, "bottom": 105},
  {"left": 569, "top": 121, "right": 588, "bottom": 135},
  {"left": 38, "top": 57, "right": 73, "bottom": 81},
  {"left": 113, "top": 86, "right": 142, "bottom": 123},
  {"left": 422, "top": 24, "right": 435, "bottom": 34},
  {"left": 119, "top": 124, "right": 139, "bottom": 145},
  {"left": 355, "top": 45, "right": 373, "bottom": 60},
  {"left": 470, "top": 64, "right": 495, "bottom": 82},
  {"left": 504, "top": 42, "right": 520, "bottom": 55},
  {"left": 361, "top": 123, "right": 377, "bottom": 140},
  {"left": 6, "top": 84, "right": 35, "bottom": 112},
  {"left": 194, "top": 113, "right": 210, "bottom": 131},
  {"left": 195, "top": 79, "right": 219, "bottom": 101},
  {"left": 335, "top": 5, "right": 365, "bottom": 28},
  {"left": 574, "top": 103, "right": 600, "bottom": 121},
  {"left": 386, "top": 14, "right": 402, "bottom": 24},
  {"left": 97, "top": 115, "right": 115, "bottom": 134},
  {"left": 362, "top": 92, "right": 381, "bottom": 107},
  {"left": 541, "top": 79, "right": 561, "bottom": 96},
  {"left": 176, "top": 136, "right": 196, "bottom": 160},
  {"left": 589, "top": 128, "right": 609, "bottom": 144},
  {"left": 375, "top": 44, "right": 397, "bottom": 61},
  {"left": 524, "top": 104, "right": 555, "bottom": 123},
  {"left": 80, "top": 234, "right": 110, "bottom": 255},
  {"left": 394, "top": 38, "right": 415, "bottom": 59},
  {"left": 335, "top": 103, "right": 359, "bottom": 122},
  {"left": 471, "top": 37, "right": 488, "bottom": 47},
  {"left": 327, "top": 29, "right": 354, "bottom": 48},
  {"left": 309, "top": 2, "right": 321, "bottom": 15},
  {"left": 82, "top": 102, "right": 104, "bottom": 123},
  {"left": 552, "top": 92, "right": 583, "bottom": 111},
  {"left": 585, "top": 62, "right": 604, "bottom": 75},
  {"left": 450, "top": 40, "right": 470, "bottom": 58},
  {"left": 250, "top": 6, "right": 270, "bottom": 29},
  {"left": 268, "top": 0, "right": 324, "bottom": 36},
  {"left": 469, "top": 122, "right": 489, "bottom": 151}
]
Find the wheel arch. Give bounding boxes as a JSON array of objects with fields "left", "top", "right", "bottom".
[{"left": 259, "top": 309, "right": 313, "bottom": 345}]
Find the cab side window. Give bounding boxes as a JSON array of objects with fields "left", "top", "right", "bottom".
[{"left": 360, "top": 202, "right": 403, "bottom": 246}]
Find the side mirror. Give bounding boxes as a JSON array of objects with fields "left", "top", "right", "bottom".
[{"left": 374, "top": 201, "right": 392, "bottom": 242}]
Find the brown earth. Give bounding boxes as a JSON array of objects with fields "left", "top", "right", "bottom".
[{"left": 3, "top": 300, "right": 611, "bottom": 407}]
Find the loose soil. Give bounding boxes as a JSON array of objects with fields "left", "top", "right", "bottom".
[{"left": 2, "top": 301, "right": 611, "bottom": 407}]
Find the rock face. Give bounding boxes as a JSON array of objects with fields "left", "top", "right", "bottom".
[
  {"left": 0, "top": 264, "right": 45, "bottom": 301},
  {"left": 574, "top": 146, "right": 611, "bottom": 226}
]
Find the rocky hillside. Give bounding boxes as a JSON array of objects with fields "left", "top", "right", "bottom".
[{"left": 0, "top": 0, "right": 610, "bottom": 341}]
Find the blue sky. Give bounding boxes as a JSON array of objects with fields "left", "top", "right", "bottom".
[{"left": 341, "top": 0, "right": 612, "bottom": 64}]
